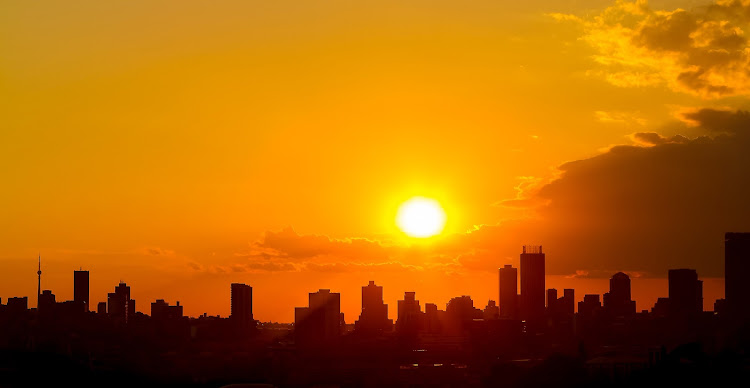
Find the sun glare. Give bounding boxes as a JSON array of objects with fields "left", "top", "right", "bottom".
[{"left": 396, "top": 197, "right": 446, "bottom": 238}]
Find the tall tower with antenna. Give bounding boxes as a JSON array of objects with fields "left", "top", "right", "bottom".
[{"left": 37, "top": 254, "right": 42, "bottom": 308}]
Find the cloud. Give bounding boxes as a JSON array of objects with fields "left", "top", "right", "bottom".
[
  {"left": 142, "top": 247, "right": 176, "bottom": 256},
  {"left": 225, "top": 226, "right": 514, "bottom": 275},
  {"left": 596, "top": 110, "right": 648, "bottom": 125},
  {"left": 630, "top": 131, "right": 690, "bottom": 145},
  {"left": 303, "top": 261, "right": 424, "bottom": 273},
  {"left": 555, "top": 0, "right": 750, "bottom": 98},
  {"left": 249, "top": 227, "right": 391, "bottom": 262},
  {"left": 680, "top": 107, "right": 750, "bottom": 132}
]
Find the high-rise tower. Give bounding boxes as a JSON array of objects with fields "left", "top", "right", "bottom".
[
  {"left": 355, "top": 281, "right": 392, "bottom": 333},
  {"left": 295, "top": 289, "right": 342, "bottom": 347},
  {"left": 725, "top": 233, "right": 750, "bottom": 322},
  {"left": 498, "top": 265, "right": 518, "bottom": 319},
  {"left": 230, "top": 283, "right": 254, "bottom": 330},
  {"left": 74, "top": 270, "right": 90, "bottom": 312},
  {"left": 603, "top": 272, "right": 636, "bottom": 318},
  {"left": 520, "top": 245, "right": 545, "bottom": 322},
  {"left": 107, "top": 282, "right": 135, "bottom": 324},
  {"left": 668, "top": 269, "right": 702, "bottom": 318}
]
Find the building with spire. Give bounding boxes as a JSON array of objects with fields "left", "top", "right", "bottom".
[{"left": 37, "top": 254, "right": 42, "bottom": 309}]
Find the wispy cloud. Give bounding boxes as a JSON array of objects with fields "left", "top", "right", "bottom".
[{"left": 554, "top": 0, "right": 750, "bottom": 98}]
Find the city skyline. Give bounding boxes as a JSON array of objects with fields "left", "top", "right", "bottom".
[
  {"left": 4, "top": 243, "right": 729, "bottom": 323},
  {"left": 3, "top": 0, "right": 750, "bottom": 385},
  {"left": 0, "top": 236, "right": 748, "bottom": 387}
]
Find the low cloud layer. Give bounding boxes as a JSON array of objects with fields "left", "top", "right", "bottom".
[{"left": 554, "top": 0, "right": 750, "bottom": 98}]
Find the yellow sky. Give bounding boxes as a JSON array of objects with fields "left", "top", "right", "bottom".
[{"left": 1, "top": 0, "right": 746, "bottom": 321}]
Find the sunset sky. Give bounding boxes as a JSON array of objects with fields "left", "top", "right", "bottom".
[{"left": 2, "top": 0, "right": 749, "bottom": 322}]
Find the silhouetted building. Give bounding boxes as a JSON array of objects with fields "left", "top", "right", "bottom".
[
  {"left": 230, "top": 283, "right": 254, "bottom": 330},
  {"left": 74, "top": 270, "right": 90, "bottom": 312},
  {"left": 549, "top": 288, "right": 575, "bottom": 316},
  {"left": 107, "top": 282, "right": 135, "bottom": 324},
  {"left": 483, "top": 300, "right": 499, "bottom": 320},
  {"left": 424, "top": 302, "right": 442, "bottom": 333},
  {"left": 396, "top": 291, "right": 423, "bottom": 335},
  {"left": 668, "top": 269, "right": 702, "bottom": 319},
  {"left": 520, "top": 245, "right": 545, "bottom": 322},
  {"left": 547, "top": 288, "right": 558, "bottom": 312},
  {"left": 651, "top": 297, "right": 670, "bottom": 318},
  {"left": 561, "top": 289, "right": 575, "bottom": 315},
  {"left": 578, "top": 294, "right": 602, "bottom": 318},
  {"left": 151, "top": 299, "right": 183, "bottom": 320},
  {"left": 603, "top": 272, "right": 636, "bottom": 318},
  {"left": 725, "top": 232, "right": 750, "bottom": 322},
  {"left": 714, "top": 298, "right": 727, "bottom": 316},
  {"left": 7, "top": 297, "right": 28, "bottom": 315},
  {"left": 445, "top": 295, "right": 481, "bottom": 331},
  {"left": 97, "top": 301, "right": 107, "bottom": 314},
  {"left": 295, "top": 289, "right": 341, "bottom": 348},
  {"left": 38, "top": 289, "right": 56, "bottom": 314},
  {"left": 498, "top": 264, "right": 518, "bottom": 319},
  {"left": 355, "top": 281, "right": 392, "bottom": 334}
]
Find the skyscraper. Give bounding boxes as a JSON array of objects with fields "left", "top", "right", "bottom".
[
  {"left": 396, "top": 291, "right": 423, "bottom": 334},
  {"left": 498, "top": 264, "right": 518, "bottom": 319},
  {"left": 355, "top": 281, "right": 392, "bottom": 334},
  {"left": 668, "top": 269, "right": 702, "bottom": 318},
  {"left": 295, "top": 289, "right": 342, "bottom": 347},
  {"left": 725, "top": 232, "right": 750, "bottom": 322},
  {"left": 562, "top": 289, "right": 575, "bottom": 315},
  {"left": 547, "top": 288, "right": 558, "bottom": 312},
  {"left": 520, "top": 245, "right": 545, "bottom": 322},
  {"left": 74, "top": 270, "right": 90, "bottom": 312},
  {"left": 107, "top": 282, "right": 135, "bottom": 324},
  {"left": 603, "top": 272, "right": 636, "bottom": 318},
  {"left": 230, "top": 283, "right": 254, "bottom": 329}
]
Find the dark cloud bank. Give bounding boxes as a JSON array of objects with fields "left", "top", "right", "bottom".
[{"left": 531, "top": 108, "right": 750, "bottom": 277}]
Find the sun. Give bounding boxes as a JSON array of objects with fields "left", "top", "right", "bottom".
[{"left": 396, "top": 197, "right": 447, "bottom": 238}]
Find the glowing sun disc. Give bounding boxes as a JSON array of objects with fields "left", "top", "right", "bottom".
[{"left": 396, "top": 197, "right": 446, "bottom": 238}]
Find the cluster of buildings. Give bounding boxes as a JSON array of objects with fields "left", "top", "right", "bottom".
[
  {"left": 0, "top": 260, "right": 256, "bottom": 336},
  {"left": 0, "top": 233, "right": 748, "bottom": 386},
  {"left": 1, "top": 233, "right": 749, "bottom": 352},
  {"left": 292, "top": 234, "right": 750, "bottom": 350}
]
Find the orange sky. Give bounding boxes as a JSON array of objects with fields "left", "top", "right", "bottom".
[{"left": 2, "top": 0, "right": 749, "bottom": 321}]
